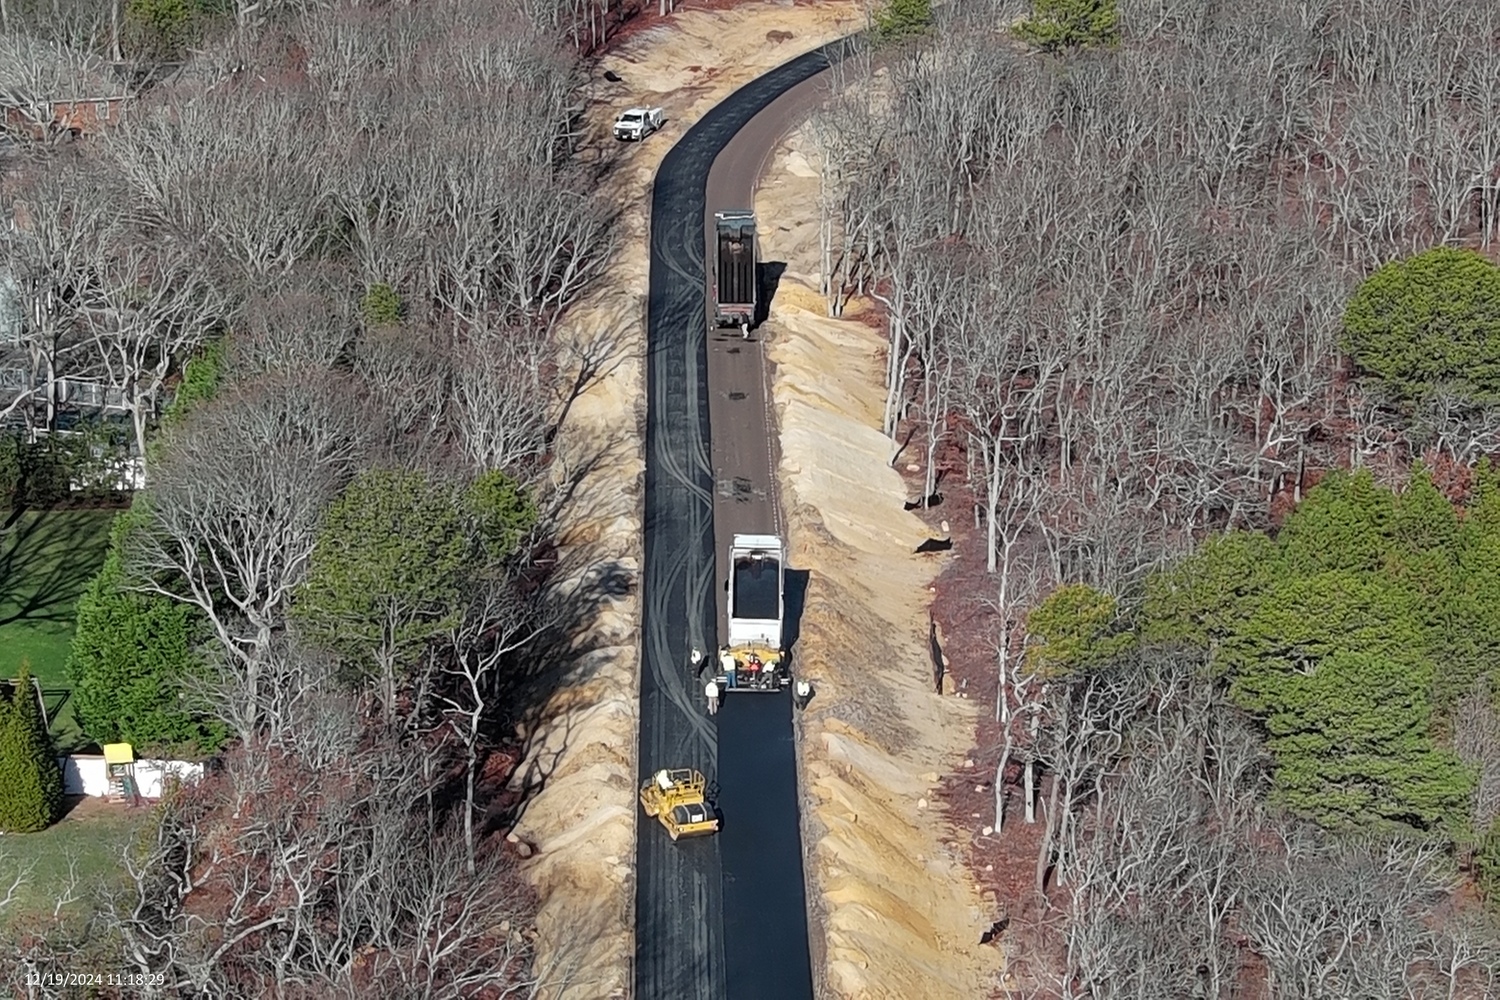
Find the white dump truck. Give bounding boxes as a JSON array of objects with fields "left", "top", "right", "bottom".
[
  {"left": 613, "top": 106, "right": 664, "bottom": 141},
  {"left": 714, "top": 533, "right": 789, "bottom": 694}
]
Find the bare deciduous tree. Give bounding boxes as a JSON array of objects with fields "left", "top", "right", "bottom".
[
  {"left": 1, "top": 154, "right": 113, "bottom": 432},
  {"left": 128, "top": 373, "right": 370, "bottom": 742},
  {"left": 0, "top": 31, "right": 103, "bottom": 139},
  {"left": 1456, "top": 678, "right": 1500, "bottom": 834},
  {"left": 454, "top": 331, "right": 549, "bottom": 475},
  {"left": 441, "top": 576, "right": 554, "bottom": 872},
  {"left": 82, "top": 236, "right": 226, "bottom": 468},
  {"left": 354, "top": 321, "right": 452, "bottom": 452},
  {"left": 110, "top": 722, "right": 542, "bottom": 998},
  {"left": 228, "top": 267, "right": 356, "bottom": 379},
  {"left": 108, "top": 86, "right": 331, "bottom": 282}
]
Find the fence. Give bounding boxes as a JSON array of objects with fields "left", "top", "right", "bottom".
[{"left": 57, "top": 754, "right": 204, "bottom": 799}]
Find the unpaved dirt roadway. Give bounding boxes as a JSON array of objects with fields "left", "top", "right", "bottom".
[
  {"left": 510, "top": 6, "right": 860, "bottom": 999},
  {"left": 755, "top": 126, "right": 1002, "bottom": 998}
]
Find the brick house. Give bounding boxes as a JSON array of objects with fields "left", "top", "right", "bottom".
[{"left": 1, "top": 93, "right": 130, "bottom": 141}]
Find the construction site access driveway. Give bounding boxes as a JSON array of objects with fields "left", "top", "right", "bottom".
[{"left": 634, "top": 37, "right": 856, "bottom": 1000}]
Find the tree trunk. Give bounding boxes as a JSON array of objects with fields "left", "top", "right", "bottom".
[
  {"left": 996, "top": 618, "right": 1010, "bottom": 725},
  {"left": 880, "top": 287, "right": 909, "bottom": 441},
  {"left": 44, "top": 353, "right": 57, "bottom": 433},
  {"left": 1024, "top": 695, "right": 1041, "bottom": 824},
  {"left": 994, "top": 737, "right": 1011, "bottom": 832},
  {"left": 1034, "top": 770, "right": 1062, "bottom": 895},
  {"left": 110, "top": 0, "right": 122, "bottom": 62},
  {"left": 241, "top": 622, "right": 270, "bottom": 737},
  {"left": 130, "top": 396, "right": 150, "bottom": 487},
  {"left": 1054, "top": 780, "right": 1077, "bottom": 886},
  {"left": 1023, "top": 758, "right": 1035, "bottom": 824},
  {"left": 423, "top": 747, "right": 435, "bottom": 837},
  {"left": 379, "top": 648, "right": 398, "bottom": 723},
  {"left": 985, "top": 437, "right": 1001, "bottom": 574},
  {"left": 464, "top": 737, "right": 478, "bottom": 875},
  {"left": 923, "top": 397, "right": 941, "bottom": 505}
]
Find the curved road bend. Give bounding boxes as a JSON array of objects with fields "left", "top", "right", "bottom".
[{"left": 636, "top": 38, "right": 857, "bottom": 1000}]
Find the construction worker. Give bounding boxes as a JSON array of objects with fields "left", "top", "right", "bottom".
[
  {"left": 705, "top": 679, "right": 720, "bottom": 716},
  {"left": 794, "top": 679, "right": 813, "bottom": 710},
  {"left": 690, "top": 647, "right": 704, "bottom": 676}
]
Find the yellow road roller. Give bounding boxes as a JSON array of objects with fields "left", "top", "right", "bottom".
[{"left": 640, "top": 768, "right": 720, "bottom": 841}]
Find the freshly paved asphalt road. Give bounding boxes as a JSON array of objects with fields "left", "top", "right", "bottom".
[{"left": 635, "top": 37, "right": 857, "bottom": 1000}]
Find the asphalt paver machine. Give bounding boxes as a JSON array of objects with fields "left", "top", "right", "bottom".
[{"left": 714, "top": 533, "right": 790, "bottom": 694}]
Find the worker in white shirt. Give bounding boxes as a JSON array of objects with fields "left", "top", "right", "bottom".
[{"left": 705, "top": 679, "right": 720, "bottom": 716}]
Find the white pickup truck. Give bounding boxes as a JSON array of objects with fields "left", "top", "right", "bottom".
[{"left": 614, "top": 107, "right": 664, "bottom": 142}]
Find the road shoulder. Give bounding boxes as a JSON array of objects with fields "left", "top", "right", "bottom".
[{"left": 757, "top": 125, "right": 1000, "bottom": 999}]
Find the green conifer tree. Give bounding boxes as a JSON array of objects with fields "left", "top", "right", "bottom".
[
  {"left": 1277, "top": 468, "right": 1396, "bottom": 576},
  {"left": 1266, "top": 650, "right": 1471, "bottom": 830},
  {"left": 1014, "top": 0, "right": 1119, "bottom": 51},
  {"left": 1141, "top": 530, "right": 1280, "bottom": 656},
  {"left": 1445, "top": 459, "right": 1500, "bottom": 711},
  {"left": 1025, "top": 583, "right": 1135, "bottom": 676},
  {"left": 0, "top": 663, "right": 64, "bottom": 832}
]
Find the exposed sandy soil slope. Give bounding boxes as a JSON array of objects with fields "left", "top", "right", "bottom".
[
  {"left": 756, "top": 127, "right": 1003, "bottom": 999},
  {"left": 511, "top": 7, "right": 861, "bottom": 998}
]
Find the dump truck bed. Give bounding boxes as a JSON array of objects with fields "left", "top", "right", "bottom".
[{"left": 713, "top": 210, "right": 757, "bottom": 326}]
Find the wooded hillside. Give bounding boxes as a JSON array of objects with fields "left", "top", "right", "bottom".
[{"left": 823, "top": 0, "right": 1500, "bottom": 992}]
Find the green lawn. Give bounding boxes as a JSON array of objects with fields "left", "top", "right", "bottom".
[
  {"left": 0, "top": 509, "right": 117, "bottom": 752},
  {"left": 0, "top": 797, "right": 146, "bottom": 933}
]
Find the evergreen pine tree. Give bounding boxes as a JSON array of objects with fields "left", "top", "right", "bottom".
[
  {"left": 1388, "top": 463, "right": 1464, "bottom": 703},
  {"left": 1277, "top": 468, "right": 1396, "bottom": 575},
  {"left": 1225, "top": 574, "right": 1466, "bottom": 830},
  {"left": 873, "top": 0, "right": 932, "bottom": 40},
  {"left": 1447, "top": 458, "right": 1500, "bottom": 711},
  {"left": 1014, "top": 0, "right": 1119, "bottom": 51},
  {"left": 0, "top": 663, "right": 64, "bottom": 832},
  {"left": 1025, "top": 583, "right": 1135, "bottom": 675},
  {"left": 1266, "top": 650, "right": 1471, "bottom": 830},
  {"left": 1392, "top": 463, "right": 1460, "bottom": 564},
  {"left": 1141, "top": 530, "right": 1280, "bottom": 656},
  {"left": 68, "top": 511, "right": 227, "bottom": 757}
]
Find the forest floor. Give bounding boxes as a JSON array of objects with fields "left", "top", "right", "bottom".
[
  {"left": 755, "top": 125, "right": 1004, "bottom": 998},
  {"left": 513, "top": 5, "right": 863, "bottom": 999},
  {"left": 925, "top": 507, "right": 1060, "bottom": 994}
]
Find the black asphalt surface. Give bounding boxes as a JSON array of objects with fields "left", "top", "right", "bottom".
[{"left": 635, "top": 37, "right": 858, "bottom": 1000}]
